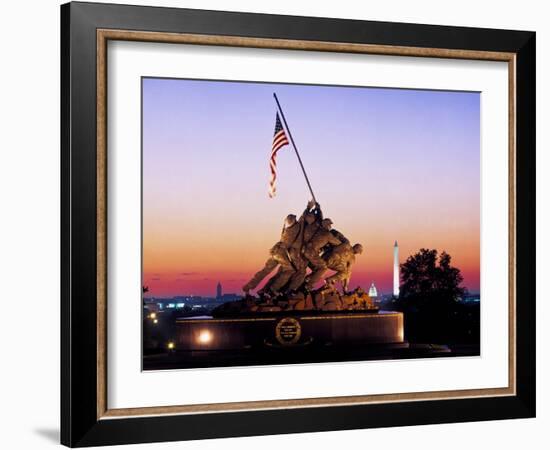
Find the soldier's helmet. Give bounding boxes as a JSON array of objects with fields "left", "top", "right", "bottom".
[
  {"left": 305, "top": 213, "right": 316, "bottom": 225},
  {"left": 352, "top": 243, "right": 364, "bottom": 254},
  {"left": 321, "top": 218, "right": 333, "bottom": 230},
  {"left": 285, "top": 214, "right": 297, "bottom": 226}
]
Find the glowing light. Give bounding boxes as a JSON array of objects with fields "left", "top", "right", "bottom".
[
  {"left": 149, "top": 313, "right": 157, "bottom": 319},
  {"left": 153, "top": 319, "right": 158, "bottom": 324},
  {"left": 167, "top": 342, "right": 175, "bottom": 350},
  {"left": 197, "top": 330, "right": 213, "bottom": 345}
]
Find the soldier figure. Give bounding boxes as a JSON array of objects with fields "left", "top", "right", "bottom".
[
  {"left": 329, "top": 228, "right": 350, "bottom": 246},
  {"left": 302, "top": 205, "right": 323, "bottom": 244},
  {"left": 324, "top": 243, "right": 363, "bottom": 292},
  {"left": 303, "top": 218, "right": 341, "bottom": 289},
  {"left": 320, "top": 227, "right": 350, "bottom": 258},
  {"left": 261, "top": 213, "right": 302, "bottom": 294},
  {"left": 280, "top": 213, "right": 301, "bottom": 248},
  {"left": 242, "top": 200, "right": 361, "bottom": 296},
  {"left": 242, "top": 241, "right": 294, "bottom": 295},
  {"left": 285, "top": 201, "right": 322, "bottom": 292},
  {"left": 243, "top": 201, "right": 317, "bottom": 295}
]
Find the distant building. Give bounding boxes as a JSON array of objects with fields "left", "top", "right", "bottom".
[
  {"left": 216, "top": 282, "right": 222, "bottom": 299},
  {"left": 368, "top": 282, "right": 378, "bottom": 299},
  {"left": 393, "top": 241, "right": 400, "bottom": 297},
  {"left": 221, "top": 293, "right": 241, "bottom": 302}
]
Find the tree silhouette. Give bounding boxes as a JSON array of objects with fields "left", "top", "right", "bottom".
[
  {"left": 395, "top": 249, "right": 472, "bottom": 344},
  {"left": 399, "top": 248, "right": 466, "bottom": 307}
]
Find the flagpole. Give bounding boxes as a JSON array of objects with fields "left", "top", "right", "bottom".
[{"left": 273, "top": 93, "right": 317, "bottom": 204}]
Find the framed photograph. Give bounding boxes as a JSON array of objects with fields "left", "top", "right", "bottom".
[{"left": 61, "top": 2, "right": 535, "bottom": 447}]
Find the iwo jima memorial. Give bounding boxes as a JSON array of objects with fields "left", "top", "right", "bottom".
[{"left": 173, "top": 94, "right": 406, "bottom": 364}]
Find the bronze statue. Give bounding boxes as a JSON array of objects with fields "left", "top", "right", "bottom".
[
  {"left": 285, "top": 201, "right": 322, "bottom": 292},
  {"left": 303, "top": 218, "right": 341, "bottom": 289},
  {"left": 261, "top": 214, "right": 303, "bottom": 293},
  {"left": 302, "top": 210, "right": 321, "bottom": 244},
  {"left": 271, "top": 202, "right": 321, "bottom": 293},
  {"left": 243, "top": 201, "right": 315, "bottom": 295},
  {"left": 320, "top": 227, "right": 350, "bottom": 259},
  {"left": 280, "top": 214, "right": 301, "bottom": 248},
  {"left": 242, "top": 241, "right": 294, "bottom": 294},
  {"left": 329, "top": 228, "right": 350, "bottom": 245},
  {"left": 243, "top": 200, "right": 363, "bottom": 297},
  {"left": 324, "top": 243, "right": 363, "bottom": 292}
]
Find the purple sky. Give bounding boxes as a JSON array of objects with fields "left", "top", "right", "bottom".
[{"left": 142, "top": 78, "right": 480, "bottom": 297}]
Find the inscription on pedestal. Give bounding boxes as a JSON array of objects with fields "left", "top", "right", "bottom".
[{"left": 275, "top": 317, "right": 302, "bottom": 346}]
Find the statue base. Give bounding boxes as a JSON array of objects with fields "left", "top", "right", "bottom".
[
  {"left": 211, "top": 286, "right": 378, "bottom": 317},
  {"left": 175, "top": 310, "right": 404, "bottom": 351}
]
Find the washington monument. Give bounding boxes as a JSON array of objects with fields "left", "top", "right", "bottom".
[{"left": 393, "top": 241, "right": 400, "bottom": 297}]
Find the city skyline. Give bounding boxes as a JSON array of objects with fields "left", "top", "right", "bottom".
[
  {"left": 144, "top": 249, "right": 481, "bottom": 300},
  {"left": 144, "top": 280, "right": 242, "bottom": 300},
  {"left": 143, "top": 78, "right": 480, "bottom": 297}
]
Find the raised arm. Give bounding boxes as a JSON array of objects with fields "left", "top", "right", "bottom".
[
  {"left": 298, "top": 199, "right": 317, "bottom": 222},
  {"left": 313, "top": 202, "right": 323, "bottom": 222}
]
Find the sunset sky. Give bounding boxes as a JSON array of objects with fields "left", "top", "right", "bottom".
[{"left": 142, "top": 78, "right": 480, "bottom": 298}]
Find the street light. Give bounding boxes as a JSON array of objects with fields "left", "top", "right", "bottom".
[{"left": 197, "top": 330, "right": 213, "bottom": 345}]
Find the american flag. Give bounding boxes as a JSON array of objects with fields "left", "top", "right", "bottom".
[{"left": 269, "top": 113, "right": 289, "bottom": 198}]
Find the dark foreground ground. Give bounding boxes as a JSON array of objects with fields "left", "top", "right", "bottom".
[
  {"left": 143, "top": 342, "right": 480, "bottom": 371},
  {"left": 143, "top": 301, "right": 480, "bottom": 370}
]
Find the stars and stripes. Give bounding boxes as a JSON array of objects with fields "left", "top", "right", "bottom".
[{"left": 269, "top": 113, "right": 289, "bottom": 198}]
